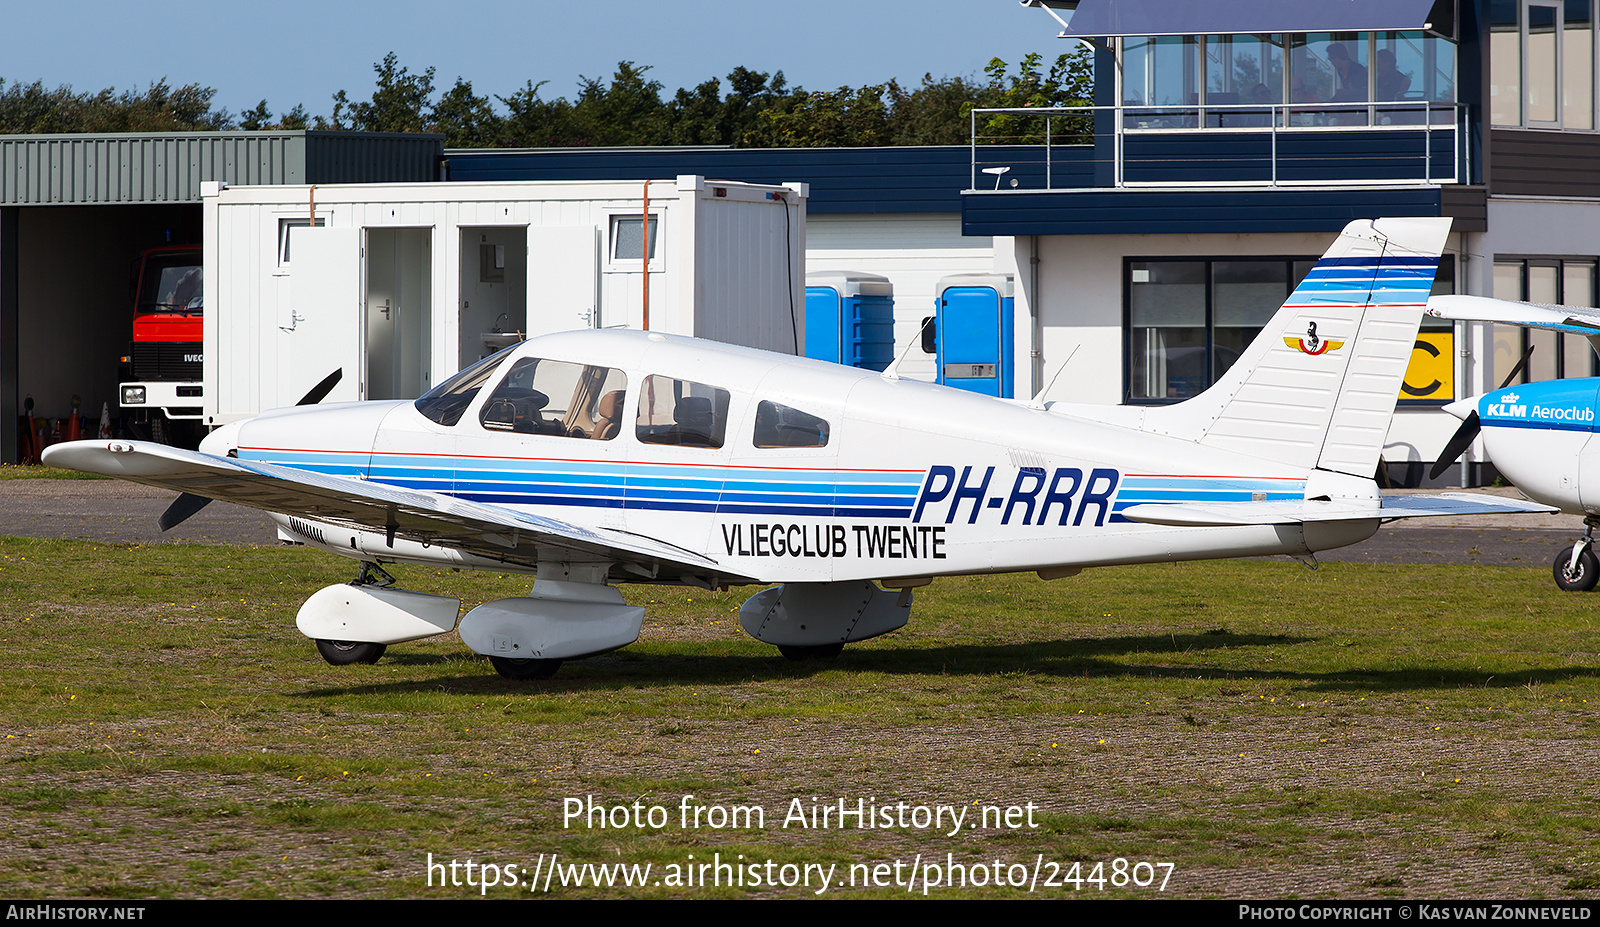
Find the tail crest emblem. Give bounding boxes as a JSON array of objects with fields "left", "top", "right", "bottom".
[{"left": 1284, "top": 321, "right": 1345, "bottom": 356}]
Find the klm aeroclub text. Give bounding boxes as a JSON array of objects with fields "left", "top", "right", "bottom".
[{"left": 720, "top": 465, "right": 1120, "bottom": 560}]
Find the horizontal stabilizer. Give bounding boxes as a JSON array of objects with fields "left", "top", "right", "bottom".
[{"left": 1120, "top": 492, "right": 1555, "bottom": 527}]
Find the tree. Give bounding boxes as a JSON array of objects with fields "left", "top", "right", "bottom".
[
  {"left": 744, "top": 84, "right": 891, "bottom": 147},
  {"left": 0, "top": 78, "right": 232, "bottom": 133},
  {"left": 431, "top": 78, "right": 500, "bottom": 148},
  {"left": 973, "top": 49, "right": 1094, "bottom": 145},
  {"left": 240, "top": 99, "right": 273, "bottom": 130},
  {"left": 325, "top": 52, "right": 435, "bottom": 133},
  {"left": 885, "top": 73, "right": 999, "bottom": 145},
  {"left": 240, "top": 99, "right": 310, "bottom": 131},
  {"left": 496, "top": 80, "right": 573, "bottom": 147},
  {"left": 564, "top": 61, "right": 669, "bottom": 146}
]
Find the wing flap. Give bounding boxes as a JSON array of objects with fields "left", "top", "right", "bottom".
[
  {"left": 42, "top": 440, "right": 747, "bottom": 581},
  {"left": 1120, "top": 492, "right": 1556, "bottom": 527}
]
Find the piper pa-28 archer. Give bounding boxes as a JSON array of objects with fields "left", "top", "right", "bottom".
[
  {"left": 43, "top": 217, "right": 1552, "bottom": 679},
  {"left": 1425, "top": 293, "right": 1600, "bottom": 591}
]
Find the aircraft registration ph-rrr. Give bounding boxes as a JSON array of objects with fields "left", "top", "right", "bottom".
[{"left": 45, "top": 217, "right": 1552, "bottom": 679}]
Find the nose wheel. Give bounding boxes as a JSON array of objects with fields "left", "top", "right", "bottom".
[
  {"left": 1554, "top": 523, "right": 1600, "bottom": 592},
  {"left": 315, "top": 639, "right": 388, "bottom": 665}
]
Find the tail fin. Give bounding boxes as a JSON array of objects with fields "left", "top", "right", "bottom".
[{"left": 1136, "top": 217, "right": 1451, "bottom": 477}]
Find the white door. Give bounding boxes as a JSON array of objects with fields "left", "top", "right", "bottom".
[
  {"left": 287, "top": 227, "right": 363, "bottom": 405},
  {"left": 526, "top": 226, "right": 598, "bottom": 336}
]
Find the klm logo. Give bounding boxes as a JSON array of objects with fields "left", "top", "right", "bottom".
[{"left": 1488, "top": 392, "right": 1525, "bottom": 419}]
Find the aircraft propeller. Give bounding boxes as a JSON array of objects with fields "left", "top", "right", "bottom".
[
  {"left": 158, "top": 369, "right": 342, "bottom": 531},
  {"left": 1428, "top": 345, "right": 1534, "bottom": 480}
]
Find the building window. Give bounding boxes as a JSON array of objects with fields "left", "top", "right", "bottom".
[
  {"left": 277, "top": 217, "right": 326, "bottom": 266},
  {"left": 1127, "top": 254, "right": 1459, "bottom": 404},
  {"left": 610, "top": 215, "right": 659, "bottom": 263},
  {"left": 1491, "top": 0, "right": 1596, "bottom": 129},
  {"left": 1120, "top": 31, "right": 1455, "bottom": 129},
  {"left": 1493, "top": 258, "right": 1598, "bottom": 382},
  {"left": 1125, "top": 257, "right": 1316, "bottom": 402}
]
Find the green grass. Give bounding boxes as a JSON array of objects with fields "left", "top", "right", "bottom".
[
  {"left": 0, "top": 463, "right": 108, "bottom": 480},
  {"left": 2, "top": 536, "right": 1599, "bottom": 898}
]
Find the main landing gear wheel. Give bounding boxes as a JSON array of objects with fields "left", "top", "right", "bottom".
[
  {"left": 489, "top": 656, "right": 563, "bottom": 680},
  {"left": 1553, "top": 546, "right": 1600, "bottom": 592},
  {"left": 315, "top": 639, "right": 387, "bottom": 666},
  {"left": 777, "top": 643, "right": 845, "bottom": 661}
]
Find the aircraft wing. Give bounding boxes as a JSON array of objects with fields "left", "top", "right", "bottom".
[
  {"left": 41, "top": 440, "right": 755, "bottom": 585},
  {"left": 1427, "top": 294, "right": 1600, "bottom": 337},
  {"left": 1119, "top": 492, "right": 1557, "bottom": 527}
]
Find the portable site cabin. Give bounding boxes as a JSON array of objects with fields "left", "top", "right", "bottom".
[
  {"left": 201, "top": 175, "right": 807, "bottom": 426},
  {"left": 802, "top": 270, "right": 895, "bottom": 371}
]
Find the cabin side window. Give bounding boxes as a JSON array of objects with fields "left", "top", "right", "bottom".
[
  {"left": 479, "top": 357, "right": 627, "bottom": 439},
  {"left": 752, "top": 401, "right": 829, "bottom": 448},
  {"left": 414, "top": 346, "right": 516, "bottom": 426},
  {"left": 636, "top": 375, "right": 730, "bottom": 448}
]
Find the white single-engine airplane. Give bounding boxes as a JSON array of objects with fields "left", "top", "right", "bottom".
[
  {"left": 1425, "top": 293, "right": 1600, "bottom": 591},
  {"left": 44, "top": 217, "right": 1552, "bottom": 679}
]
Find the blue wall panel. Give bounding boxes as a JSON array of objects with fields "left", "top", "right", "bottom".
[
  {"left": 446, "top": 146, "right": 1083, "bottom": 214},
  {"left": 962, "top": 187, "right": 1448, "bottom": 236}
]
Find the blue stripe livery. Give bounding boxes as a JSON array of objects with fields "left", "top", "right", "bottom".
[{"left": 240, "top": 449, "right": 925, "bottom": 518}]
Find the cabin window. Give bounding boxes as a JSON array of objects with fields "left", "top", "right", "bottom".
[
  {"left": 636, "top": 375, "right": 730, "bottom": 448},
  {"left": 479, "top": 357, "right": 627, "bottom": 439},
  {"left": 752, "top": 401, "right": 830, "bottom": 448},
  {"left": 413, "top": 346, "right": 515, "bottom": 426}
]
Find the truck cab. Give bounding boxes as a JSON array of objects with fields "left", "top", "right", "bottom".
[{"left": 120, "top": 244, "right": 204, "bottom": 445}]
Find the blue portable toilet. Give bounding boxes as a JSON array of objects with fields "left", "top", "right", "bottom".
[
  {"left": 804, "top": 271, "right": 895, "bottom": 371},
  {"left": 934, "top": 273, "right": 1014, "bottom": 398}
]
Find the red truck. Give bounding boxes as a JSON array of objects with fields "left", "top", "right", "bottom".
[{"left": 119, "top": 245, "right": 204, "bottom": 446}]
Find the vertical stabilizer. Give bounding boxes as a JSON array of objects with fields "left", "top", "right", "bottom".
[{"left": 1136, "top": 217, "right": 1450, "bottom": 477}]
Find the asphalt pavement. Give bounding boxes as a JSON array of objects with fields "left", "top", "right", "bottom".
[{"left": 0, "top": 479, "right": 1583, "bottom": 568}]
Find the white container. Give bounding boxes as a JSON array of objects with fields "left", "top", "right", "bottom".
[{"left": 201, "top": 175, "right": 807, "bottom": 425}]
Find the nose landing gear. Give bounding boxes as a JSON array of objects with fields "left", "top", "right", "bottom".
[{"left": 1554, "top": 520, "right": 1600, "bottom": 592}]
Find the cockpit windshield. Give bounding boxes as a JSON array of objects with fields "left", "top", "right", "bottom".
[
  {"left": 138, "top": 253, "right": 203, "bottom": 316},
  {"left": 414, "top": 346, "right": 518, "bottom": 426}
]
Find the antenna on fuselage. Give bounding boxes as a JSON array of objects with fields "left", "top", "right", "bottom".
[
  {"left": 881, "top": 318, "right": 935, "bottom": 381},
  {"left": 1027, "top": 344, "right": 1080, "bottom": 410}
]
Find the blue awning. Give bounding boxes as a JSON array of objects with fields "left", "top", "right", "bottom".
[{"left": 1029, "top": 0, "right": 1444, "bottom": 38}]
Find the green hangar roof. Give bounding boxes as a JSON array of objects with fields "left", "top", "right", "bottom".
[{"left": 0, "top": 130, "right": 443, "bottom": 205}]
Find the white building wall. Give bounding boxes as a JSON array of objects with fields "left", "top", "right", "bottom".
[{"left": 805, "top": 213, "right": 993, "bottom": 381}]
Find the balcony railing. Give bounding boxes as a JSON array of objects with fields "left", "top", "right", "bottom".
[{"left": 968, "top": 102, "right": 1466, "bottom": 192}]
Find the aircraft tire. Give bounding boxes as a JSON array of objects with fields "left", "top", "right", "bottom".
[
  {"left": 777, "top": 643, "right": 845, "bottom": 661},
  {"left": 315, "top": 639, "right": 387, "bottom": 665},
  {"left": 489, "top": 656, "right": 563, "bottom": 680},
  {"left": 1552, "top": 546, "right": 1600, "bottom": 592}
]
